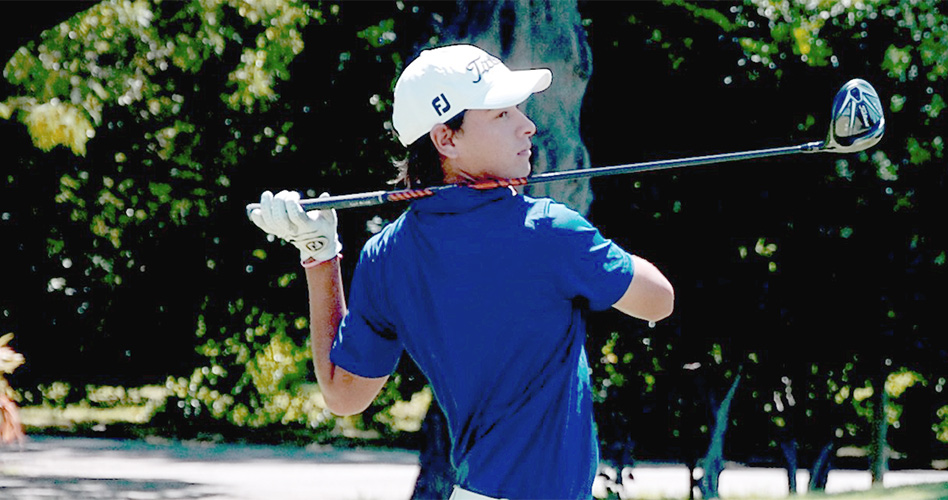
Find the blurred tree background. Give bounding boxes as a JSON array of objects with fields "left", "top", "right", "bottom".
[{"left": 0, "top": 0, "right": 946, "bottom": 495}]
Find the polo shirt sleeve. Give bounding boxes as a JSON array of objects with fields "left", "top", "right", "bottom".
[
  {"left": 546, "top": 202, "right": 635, "bottom": 311},
  {"left": 329, "top": 247, "right": 403, "bottom": 379}
]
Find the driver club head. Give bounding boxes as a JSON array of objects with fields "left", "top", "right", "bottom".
[{"left": 823, "top": 78, "right": 885, "bottom": 153}]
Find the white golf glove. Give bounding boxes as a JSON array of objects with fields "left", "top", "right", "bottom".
[{"left": 249, "top": 190, "right": 342, "bottom": 265}]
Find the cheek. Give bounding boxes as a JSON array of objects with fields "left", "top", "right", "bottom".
[{"left": 470, "top": 131, "right": 504, "bottom": 157}]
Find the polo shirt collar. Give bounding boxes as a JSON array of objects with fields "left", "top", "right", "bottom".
[{"left": 411, "top": 186, "right": 516, "bottom": 214}]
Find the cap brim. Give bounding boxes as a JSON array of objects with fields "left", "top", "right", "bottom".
[{"left": 479, "top": 68, "right": 552, "bottom": 109}]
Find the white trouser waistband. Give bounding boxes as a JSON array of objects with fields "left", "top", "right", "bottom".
[{"left": 448, "top": 485, "right": 509, "bottom": 500}]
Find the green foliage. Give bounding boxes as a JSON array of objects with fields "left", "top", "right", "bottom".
[
  {"left": 357, "top": 18, "right": 397, "bottom": 48},
  {"left": 2, "top": 0, "right": 440, "bottom": 446},
  {"left": 158, "top": 297, "right": 428, "bottom": 441},
  {"left": 36, "top": 381, "right": 74, "bottom": 409},
  {"left": 935, "top": 404, "right": 948, "bottom": 443},
  {"left": 675, "top": 0, "right": 946, "bottom": 457},
  {"left": 2, "top": 0, "right": 316, "bottom": 141},
  {"left": 1, "top": 0, "right": 315, "bottom": 291},
  {"left": 594, "top": 332, "right": 632, "bottom": 403},
  {"left": 584, "top": 0, "right": 948, "bottom": 466},
  {"left": 163, "top": 298, "right": 328, "bottom": 430},
  {"left": 840, "top": 369, "right": 925, "bottom": 430},
  {"left": 84, "top": 384, "right": 167, "bottom": 408}
]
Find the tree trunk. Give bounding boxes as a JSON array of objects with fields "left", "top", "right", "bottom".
[
  {"left": 411, "top": 404, "right": 456, "bottom": 500},
  {"left": 808, "top": 441, "right": 835, "bottom": 492},
  {"left": 697, "top": 373, "right": 741, "bottom": 500},
  {"left": 870, "top": 373, "right": 890, "bottom": 485},
  {"left": 409, "top": 3, "right": 593, "bottom": 498},
  {"left": 780, "top": 439, "right": 798, "bottom": 495},
  {"left": 440, "top": 0, "right": 594, "bottom": 215}
]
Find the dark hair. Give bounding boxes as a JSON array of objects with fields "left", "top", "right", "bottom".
[{"left": 392, "top": 111, "right": 466, "bottom": 188}]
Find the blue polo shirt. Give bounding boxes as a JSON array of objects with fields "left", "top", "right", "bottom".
[{"left": 330, "top": 187, "right": 635, "bottom": 499}]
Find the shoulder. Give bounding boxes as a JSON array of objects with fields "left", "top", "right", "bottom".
[
  {"left": 521, "top": 195, "right": 614, "bottom": 260},
  {"left": 522, "top": 195, "right": 594, "bottom": 233},
  {"left": 358, "top": 211, "right": 410, "bottom": 262}
]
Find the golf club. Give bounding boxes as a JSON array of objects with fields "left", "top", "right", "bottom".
[{"left": 245, "top": 78, "right": 884, "bottom": 216}]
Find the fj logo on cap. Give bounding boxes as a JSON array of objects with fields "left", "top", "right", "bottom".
[{"left": 432, "top": 93, "right": 451, "bottom": 116}]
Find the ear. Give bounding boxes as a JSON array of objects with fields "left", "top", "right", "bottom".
[{"left": 429, "top": 123, "right": 459, "bottom": 158}]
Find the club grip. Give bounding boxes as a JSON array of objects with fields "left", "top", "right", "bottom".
[{"left": 245, "top": 190, "right": 390, "bottom": 219}]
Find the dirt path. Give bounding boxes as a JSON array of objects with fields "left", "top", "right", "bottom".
[
  {"left": 0, "top": 436, "right": 419, "bottom": 500},
  {"left": 3, "top": 437, "right": 948, "bottom": 499}
]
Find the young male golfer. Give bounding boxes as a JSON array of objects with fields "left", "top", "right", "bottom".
[{"left": 250, "top": 44, "right": 674, "bottom": 500}]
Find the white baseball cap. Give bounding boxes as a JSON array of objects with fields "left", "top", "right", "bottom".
[{"left": 392, "top": 44, "right": 552, "bottom": 147}]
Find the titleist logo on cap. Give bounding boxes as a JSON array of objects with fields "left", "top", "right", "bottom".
[
  {"left": 431, "top": 55, "right": 502, "bottom": 116},
  {"left": 467, "top": 54, "right": 501, "bottom": 83}
]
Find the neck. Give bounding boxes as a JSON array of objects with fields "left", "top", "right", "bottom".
[{"left": 440, "top": 159, "right": 477, "bottom": 185}]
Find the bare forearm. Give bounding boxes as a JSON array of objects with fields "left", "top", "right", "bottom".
[
  {"left": 305, "top": 256, "right": 389, "bottom": 416},
  {"left": 305, "top": 257, "right": 346, "bottom": 392}
]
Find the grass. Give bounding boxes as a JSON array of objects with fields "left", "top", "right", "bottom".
[
  {"left": 20, "top": 404, "right": 157, "bottom": 428},
  {"left": 19, "top": 384, "right": 168, "bottom": 433},
  {"left": 607, "top": 483, "right": 948, "bottom": 500},
  {"left": 786, "top": 482, "right": 948, "bottom": 500},
  {"left": 16, "top": 387, "right": 398, "bottom": 446}
]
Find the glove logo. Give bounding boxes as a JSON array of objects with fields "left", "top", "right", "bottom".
[{"left": 306, "top": 240, "right": 325, "bottom": 252}]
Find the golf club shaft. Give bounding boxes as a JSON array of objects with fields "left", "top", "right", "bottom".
[{"left": 246, "top": 140, "right": 825, "bottom": 215}]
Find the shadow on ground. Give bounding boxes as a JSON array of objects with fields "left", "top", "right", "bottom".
[
  {"left": 0, "top": 475, "right": 220, "bottom": 499},
  {"left": 0, "top": 436, "right": 420, "bottom": 500}
]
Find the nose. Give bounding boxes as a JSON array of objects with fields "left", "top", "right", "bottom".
[{"left": 516, "top": 108, "right": 537, "bottom": 137}]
